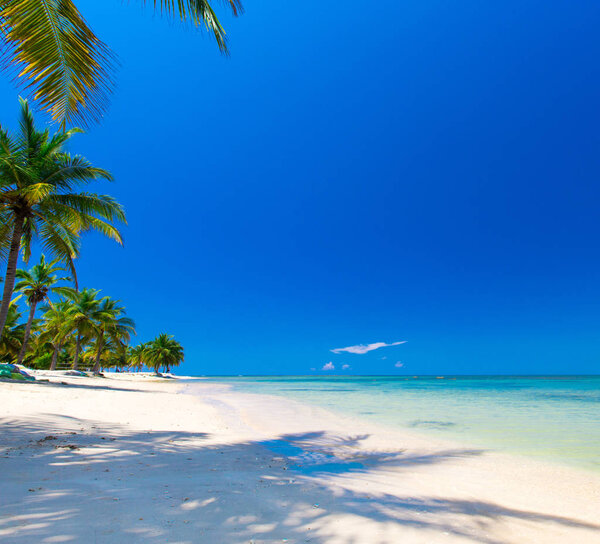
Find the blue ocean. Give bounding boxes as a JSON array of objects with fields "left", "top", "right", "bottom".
[{"left": 198, "top": 375, "right": 600, "bottom": 472}]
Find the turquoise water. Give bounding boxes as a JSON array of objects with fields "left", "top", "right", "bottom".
[{"left": 198, "top": 376, "right": 600, "bottom": 472}]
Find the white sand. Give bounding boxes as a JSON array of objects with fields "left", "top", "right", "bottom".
[{"left": 0, "top": 373, "right": 599, "bottom": 543}]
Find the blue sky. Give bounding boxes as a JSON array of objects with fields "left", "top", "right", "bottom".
[{"left": 1, "top": 0, "right": 599, "bottom": 375}]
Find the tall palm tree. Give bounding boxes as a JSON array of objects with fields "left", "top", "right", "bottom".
[
  {"left": 0, "top": 302, "right": 24, "bottom": 362},
  {"left": 91, "top": 297, "right": 135, "bottom": 375},
  {"left": 64, "top": 287, "right": 101, "bottom": 370},
  {"left": 144, "top": 333, "right": 184, "bottom": 374},
  {"left": 0, "top": 98, "right": 125, "bottom": 341},
  {"left": 14, "top": 255, "right": 73, "bottom": 364},
  {"left": 0, "top": 0, "right": 243, "bottom": 128},
  {"left": 39, "top": 300, "right": 76, "bottom": 370}
]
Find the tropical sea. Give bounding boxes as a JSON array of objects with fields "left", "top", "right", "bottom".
[{"left": 197, "top": 375, "right": 600, "bottom": 472}]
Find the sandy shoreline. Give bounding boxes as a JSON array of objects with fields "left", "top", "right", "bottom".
[{"left": 1, "top": 374, "right": 599, "bottom": 543}]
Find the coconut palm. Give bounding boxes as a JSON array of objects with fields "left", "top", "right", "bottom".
[
  {"left": 14, "top": 255, "right": 73, "bottom": 364},
  {"left": 64, "top": 287, "right": 102, "bottom": 370},
  {"left": 0, "top": 302, "right": 25, "bottom": 362},
  {"left": 91, "top": 297, "right": 135, "bottom": 375},
  {"left": 127, "top": 343, "right": 148, "bottom": 372},
  {"left": 110, "top": 343, "right": 130, "bottom": 372},
  {"left": 26, "top": 337, "right": 54, "bottom": 369},
  {"left": 0, "top": 0, "right": 243, "bottom": 128},
  {"left": 82, "top": 337, "right": 125, "bottom": 372},
  {"left": 81, "top": 338, "right": 108, "bottom": 370},
  {"left": 39, "top": 300, "right": 76, "bottom": 370},
  {"left": 144, "top": 333, "right": 184, "bottom": 374},
  {"left": 0, "top": 98, "right": 125, "bottom": 341}
]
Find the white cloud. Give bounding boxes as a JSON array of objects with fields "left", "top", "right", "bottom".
[
  {"left": 342, "top": 364, "right": 350, "bottom": 370},
  {"left": 395, "top": 361, "right": 404, "bottom": 368},
  {"left": 322, "top": 362, "right": 335, "bottom": 371},
  {"left": 381, "top": 356, "right": 387, "bottom": 360},
  {"left": 331, "top": 341, "right": 406, "bottom": 355}
]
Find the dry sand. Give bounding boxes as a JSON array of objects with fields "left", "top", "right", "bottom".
[{"left": 0, "top": 373, "right": 599, "bottom": 543}]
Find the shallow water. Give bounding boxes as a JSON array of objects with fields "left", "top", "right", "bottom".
[{"left": 196, "top": 375, "right": 600, "bottom": 472}]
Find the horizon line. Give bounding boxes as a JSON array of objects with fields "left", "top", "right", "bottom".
[{"left": 182, "top": 373, "right": 600, "bottom": 378}]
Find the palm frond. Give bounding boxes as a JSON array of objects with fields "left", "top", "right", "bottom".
[
  {"left": 14, "top": 270, "right": 33, "bottom": 285},
  {"left": 0, "top": 209, "right": 12, "bottom": 261},
  {"left": 43, "top": 161, "right": 114, "bottom": 190},
  {"left": 36, "top": 217, "right": 79, "bottom": 282},
  {"left": 20, "top": 215, "right": 36, "bottom": 263},
  {"left": 52, "top": 285, "right": 76, "bottom": 299},
  {"left": 78, "top": 215, "right": 123, "bottom": 244},
  {"left": 48, "top": 193, "right": 126, "bottom": 224},
  {"left": 17, "top": 95, "right": 36, "bottom": 145},
  {"left": 48, "top": 205, "right": 123, "bottom": 244},
  {"left": 0, "top": 0, "right": 116, "bottom": 128},
  {"left": 142, "top": 0, "right": 242, "bottom": 53},
  {"left": 20, "top": 182, "right": 54, "bottom": 203}
]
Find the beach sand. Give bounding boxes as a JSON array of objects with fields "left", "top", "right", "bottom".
[{"left": 0, "top": 374, "right": 599, "bottom": 543}]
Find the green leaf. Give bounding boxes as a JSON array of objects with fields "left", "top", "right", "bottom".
[
  {"left": 144, "top": 0, "right": 243, "bottom": 52},
  {"left": 0, "top": 0, "right": 115, "bottom": 128}
]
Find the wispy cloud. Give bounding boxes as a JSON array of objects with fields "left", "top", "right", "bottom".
[
  {"left": 395, "top": 361, "right": 404, "bottom": 368},
  {"left": 331, "top": 341, "right": 406, "bottom": 355},
  {"left": 322, "top": 362, "right": 335, "bottom": 370},
  {"left": 342, "top": 364, "right": 350, "bottom": 370}
]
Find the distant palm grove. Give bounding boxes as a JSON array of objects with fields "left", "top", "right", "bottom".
[{"left": 0, "top": 100, "right": 183, "bottom": 374}]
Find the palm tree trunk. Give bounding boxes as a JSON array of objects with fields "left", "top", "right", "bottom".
[
  {"left": 16, "top": 301, "right": 37, "bottom": 365},
  {"left": 92, "top": 334, "right": 104, "bottom": 375},
  {"left": 50, "top": 341, "right": 63, "bottom": 371},
  {"left": 72, "top": 334, "right": 82, "bottom": 370},
  {"left": 0, "top": 216, "right": 24, "bottom": 340}
]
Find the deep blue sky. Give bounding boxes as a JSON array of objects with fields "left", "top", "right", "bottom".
[{"left": 1, "top": 1, "right": 599, "bottom": 374}]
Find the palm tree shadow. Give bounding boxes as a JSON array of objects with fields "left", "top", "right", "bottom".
[
  {"left": 1, "top": 415, "right": 598, "bottom": 544},
  {"left": 0, "top": 378, "right": 154, "bottom": 394}
]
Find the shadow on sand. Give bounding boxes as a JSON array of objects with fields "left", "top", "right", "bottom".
[{"left": 0, "top": 415, "right": 598, "bottom": 543}]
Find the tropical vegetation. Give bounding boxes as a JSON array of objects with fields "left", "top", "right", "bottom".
[
  {"left": 140, "top": 334, "right": 185, "bottom": 374},
  {"left": 1, "top": 270, "right": 184, "bottom": 374},
  {"left": 14, "top": 255, "right": 73, "bottom": 364},
  {"left": 0, "top": 99, "right": 185, "bottom": 375},
  {"left": 0, "top": 98, "right": 124, "bottom": 341},
  {"left": 0, "top": 303, "right": 25, "bottom": 362}
]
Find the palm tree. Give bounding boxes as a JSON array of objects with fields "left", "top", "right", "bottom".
[
  {"left": 111, "top": 343, "right": 130, "bottom": 372},
  {"left": 64, "top": 288, "right": 102, "bottom": 370},
  {"left": 81, "top": 337, "right": 126, "bottom": 372},
  {"left": 14, "top": 255, "right": 73, "bottom": 365},
  {"left": 39, "top": 300, "right": 76, "bottom": 370},
  {"left": 0, "top": 302, "right": 25, "bottom": 362},
  {"left": 25, "top": 334, "right": 54, "bottom": 369},
  {"left": 127, "top": 343, "right": 148, "bottom": 372},
  {"left": 0, "top": 98, "right": 125, "bottom": 341},
  {"left": 91, "top": 297, "right": 135, "bottom": 375},
  {"left": 144, "top": 333, "right": 184, "bottom": 374},
  {"left": 0, "top": 0, "right": 243, "bottom": 128}
]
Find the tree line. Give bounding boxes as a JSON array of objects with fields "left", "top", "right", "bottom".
[{"left": 0, "top": 99, "right": 183, "bottom": 375}]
